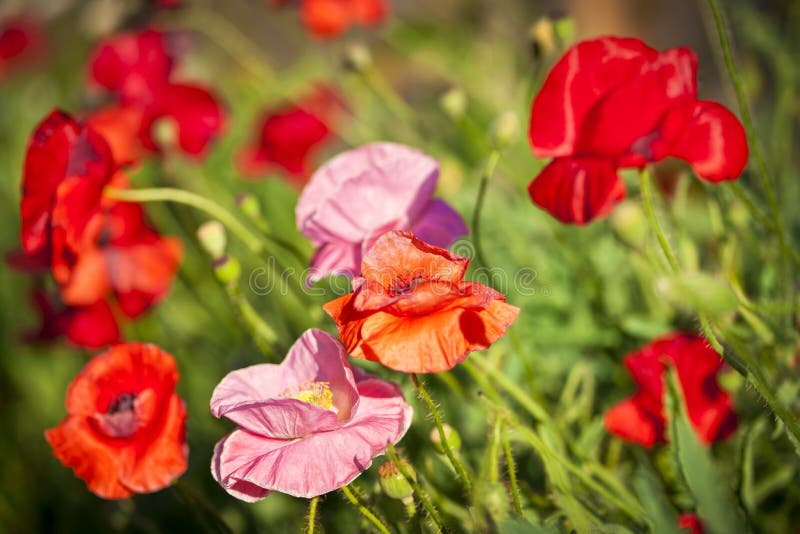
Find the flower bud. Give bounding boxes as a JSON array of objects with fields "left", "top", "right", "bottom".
[
  {"left": 529, "top": 13, "right": 574, "bottom": 59},
  {"left": 439, "top": 88, "right": 467, "bottom": 120},
  {"left": 236, "top": 193, "right": 262, "bottom": 221},
  {"left": 378, "top": 460, "right": 415, "bottom": 500},
  {"left": 478, "top": 482, "right": 510, "bottom": 523},
  {"left": 197, "top": 221, "right": 227, "bottom": 259},
  {"left": 343, "top": 42, "right": 372, "bottom": 72},
  {"left": 610, "top": 200, "right": 648, "bottom": 248},
  {"left": 213, "top": 255, "right": 241, "bottom": 285},
  {"left": 429, "top": 424, "right": 461, "bottom": 454},
  {"left": 151, "top": 117, "right": 178, "bottom": 151},
  {"left": 655, "top": 272, "right": 738, "bottom": 318},
  {"left": 489, "top": 111, "right": 519, "bottom": 149}
]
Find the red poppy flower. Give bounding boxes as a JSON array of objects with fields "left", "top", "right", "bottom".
[
  {"left": 528, "top": 37, "right": 748, "bottom": 224},
  {"left": 237, "top": 86, "right": 344, "bottom": 183},
  {"left": 0, "top": 15, "right": 44, "bottom": 80},
  {"left": 273, "top": 0, "right": 388, "bottom": 39},
  {"left": 604, "top": 333, "right": 737, "bottom": 447},
  {"left": 24, "top": 291, "right": 121, "bottom": 348},
  {"left": 323, "top": 231, "right": 519, "bottom": 373},
  {"left": 20, "top": 109, "right": 116, "bottom": 263},
  {"left": 88, "top": 29, "right": 173, "bottom": 105},
  {"left": 54, "top": 198, "right": 183, "bottom": 319},
  {"left": 678, "top": 513, "right": 704, "bottom": 534},
  {"left": 45, "top": 343, "right": 188, "bottom": 499},
  {"left": 85, "top": 105, "right": 146, "bottom": 167}
]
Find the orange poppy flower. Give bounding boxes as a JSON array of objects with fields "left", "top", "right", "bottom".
[
  {"left": 323, "top": 231, "right": 519, "bottom": 373},
  {"left": 45, "top": 343, "right": 188, "bottom": 499}
]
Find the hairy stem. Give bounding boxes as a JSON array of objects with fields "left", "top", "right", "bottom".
[
  {"left": 340, "top": 484, "right": 392, "bottom": 534},
  {"left": 471, "top": 150, "right": 501, "bottom": 270}
]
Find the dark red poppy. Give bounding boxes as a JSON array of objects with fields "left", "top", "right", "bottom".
[
  {"left": 46, "top": 343, "right": 188, "bottom": 499},
  {"left": 528, "top": 37, "right": 748, "bottom": 224},
  {"left": 678, "top": 513, "right": 704, "bottom": 534},
  {"left": 54, "top": 196, "right": 183, "bottom": 319},
  {"left": 272, "top": 0, "right": 388, "bottom": 39},
  {"left": 604, "top": 333, "right": 737, "bottom": 447},
  {"left": 0, "top": 15, "right": 44, "bottom": 80},
  {"left": 20, "top": 109, "right": 116, "bottom": 263},
  {"left": 237, "top": 86, "right": 344, "bottom": 183},
  {"left": 24, "top": 291, "right": 121, "bottom": 348}
]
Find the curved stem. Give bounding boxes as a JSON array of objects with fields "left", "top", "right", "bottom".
[
  {"left": 410, "top": 374, "right": 474, "bottom": 495},
  {"left": 501, "top": 420, "right": 523, "bottom": 515},
  {"left": 386, "top": 443, "right": 446, "bottom": 533},
  {"left": 340, "top": 484, "right": 392, "bottom": 534},
  {"left": 639, "top": 169, "right": 679, "bottom": 271},
  {"left": 471, "top": 150, "right": 501, "bottom": 270},
  {"left": 305, "top": 496, "right": 319, "bottom": 534}
]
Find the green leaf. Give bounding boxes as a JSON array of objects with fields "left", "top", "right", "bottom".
[
  {"left": 665, "top": 369, "right": 748, "bottom": 534},
  {"left": 631, "top": 456, "right": 681, "bottom": 534}
]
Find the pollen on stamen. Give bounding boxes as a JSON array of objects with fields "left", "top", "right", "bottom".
[{"left": 282, "top": 380, "right": 335, "bottom": 411}]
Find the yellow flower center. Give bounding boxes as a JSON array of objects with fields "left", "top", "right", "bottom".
[{"left": 283, "top": 381, "right": 334, "bottom": 410}]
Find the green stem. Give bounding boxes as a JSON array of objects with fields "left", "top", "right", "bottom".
[
  {"left": 386, "top": 444, "right": 446, "bottom": 533},
  {"left": 471, "top": 150, "right": 501, "bottom": 270},
  {"left": 226, "top": 282, "right": 278, "bottom": 359},
  {"left": 639, "top": 169, "right": 679, "bottom": 271},
  {"left": 173, "top": 480, "right": 232, "bottom": 534},
  {"left": 466, "top": 356, "right": 551, "bottom": 424},
  {"left": 305, "top": 497, "right": 319, "bottom": 534},
  {"left": 411, "top": 374, "right": 474, "bottom": 495},
  {"left": 501, "top": 420, "right": 523, "bottom": 515},
  {"left": 340, "top": 484, "right": 392, "bottom": 534}
]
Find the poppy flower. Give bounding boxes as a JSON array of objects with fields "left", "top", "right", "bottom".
[
  {"left": 0, "top": 15, "right": 44, "bottom": 80},
  {"left": 323, "top": 231, "right": 519, "bottom": 373},
  {"left": 85, "top": 105, "right": 146, "bottom": 167},
  {"left": 604, "top": 333, "right": 737, "bottom": 447},
  {"left": 54, "top": 199, "right": 183, "bottom": 319},
  {"left": 679, "top": 513, "right": 704, "bottom": 534},
  {"left": 272, "top": 0, "right": 388, "bottom": 39},
  {"left": 296, "top": 143, "right": 468, "bottom": 284},
  {"left": 87, "top": 29, "right": 226, "bottom": 159},
  {"left": 236, "top": 85, "right": 345, "bottom": 182},
  {"left": 211, "top": 328, "right": 412, "bottom": 500},
  {"left": 23, "top": 291, "right": 121, "bottom": 348},
  {"left": 528, "top": 36, "right": 748, "bottom": 224},
  {"left": 20, "top": 109, "right": 116, "bottom": 263},
  {"left": 46, "top": 343, "right": 188, "bottom": 499}
]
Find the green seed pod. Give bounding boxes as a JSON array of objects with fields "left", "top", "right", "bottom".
[
  {"left": 489, "top": 111, "right": 519, "bottom": 149},
  {"left": 430, "top": 424, "right": 461, "bottom": 454},
  {"left": 440, "top": 88, "right": 467, "bottom": 120},
  {"left": 236, "top": 193, "right": 262, "bottom": 221},
  {"left": 197, "top": 221, "right": 227, "bottom": 259},
  {"left": 378, "top": 460, "right": 415, "bottom": 500},
  {"left": 610, "top": 200, "right": 648, "bottom": 248},
  {"left": 213, "top": 255, "right": 241, "bottom": 285}
]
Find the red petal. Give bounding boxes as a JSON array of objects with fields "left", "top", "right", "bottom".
[
  {"left": 604, "top": 397, "right": 663, "bottom": 447},
  {"left": 527, "top": 157, "right": 626, "bottom": 224},
  {"left": 300, "top": 0, "right": 351, "bottom": 38},
  {"left": 65, "top": 300, "right": 121, "bottom": 348}
]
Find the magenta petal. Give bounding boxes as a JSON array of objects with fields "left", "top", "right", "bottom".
[
  {"left": 410, "top": 198, "right": 468, "bottom": 248},
  {"left": 296, "top": 142, "right": 439, "bottom": 245}
]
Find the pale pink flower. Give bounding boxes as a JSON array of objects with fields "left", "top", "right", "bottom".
[
  {"left": 210, "top": 328, "right": 413, "bottom": 500},
  {"left": 296, "top": 142, "right": 468, "bottom": 284}
]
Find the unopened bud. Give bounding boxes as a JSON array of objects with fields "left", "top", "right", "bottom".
[
  {"left": 529, "top": 13, "right": 575, "bottom": 59},
  {"left": 197, "top": 221, "right": 227, "bottom": 258},
  {"left": 378, "top": 460, "right": 415, "bottom": 500},
  {"left": 655, "top": 272, "right": 738, "bottom": 318},
  {"left": 213, "top": 255, "right": 241, "bottom": 285},
  {"left": 236, "top": 193, "right": 261, "bottom": 221},
  {"left": 489, "top": 111, "right": 519, "bottom": 149},
  {"left": 151, "top": 117, "right": 178, "bottom": 151},
  {"left": 343, "top": 42, "right": 372, "bottom": 72},
  {"left": 610, "top": 200, "right": 648, "bottom": 247},
  {"left": 440, "top": 88, "right": 467, "bottom": 120},
  {"left": 430, "top": 424, "right": 461, "bottom": 454}
]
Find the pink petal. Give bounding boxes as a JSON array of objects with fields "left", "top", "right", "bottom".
[
  {"left": 410, "top": 198, "right": 468, "bottom": 248},
  {"left": 307, "top": 240, "right": 361, "bottom": 285}
]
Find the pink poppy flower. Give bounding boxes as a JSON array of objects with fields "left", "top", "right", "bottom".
[
  {"left": 296, "top": 142, "right": 468, "bottom": 284},
  {"left": 210, "top": 328, "right": 413, "bottom": 500}
]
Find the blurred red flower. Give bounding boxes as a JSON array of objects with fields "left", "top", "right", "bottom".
[
  {"left": 528, "top": 37, "right": 748, "bottom": 224},
  {"left": 323, "top": 231, "right": 519, "bottom": 373},
  {"left": 24, "top": 291, "right": 121, "bottom": 348},
  {"left": 46, "top": 343, "right": 188, "bottom": 499},
  {"left": 604, "top": 333, "right": 737, "bottom": 447},
  {"left": 88, "top": 29, "right": 226, "bottom": 160},
  {"left": 678, "top": 513, "right": 704, "bottom": 534},
  {"left": 271, "top": 0, "right": 388, "bottom": 39},
  {"left": 237, "top": 85, "right": 345, "bottom": 184},
  {"left": 0, "top": 15, "right": 44, "bottom": 80},
  {"left": 86, "top": 105, "right": 146, "bottom": 167}
]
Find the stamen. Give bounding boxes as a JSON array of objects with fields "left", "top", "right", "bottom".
[{"left": 282, "top": 381, "right": 334, "bottom": 410}]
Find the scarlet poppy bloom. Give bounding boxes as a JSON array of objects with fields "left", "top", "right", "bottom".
[
  {"left": 54, "top": 199, "right": 183, "bottom": 319},
  {"left": 323, "top": 231, "right": 519, "bottom": 373},
  {"left": 86, "top": 105, "right": 146, "bottom": 167},
  {"left": 528, "top": 37, "right": 748, "bottom": 224},
  {"left": 24, "top": 291, "right": 121, "bottom": 348},
  {"left": 604, "top": 333, "right": 737, "bottom": 447},
  {"left": 46, "top": 343, "right": 188, "bottom": 499},
  {"left": 272, "top": 0, "right": 388, "bottom": 39},
  {"left": 236, "top": 86, "right": 345, "bottom": 182},
  {"left": 20, "top": 109, "right": 116, "bottom": 263},
  {"left": 211, "top": 329, "right": 412, "bottom": 500},
  {"left": 679, "top": 513, "right": 704, "bottom": 534},
  {"left": 0, "top": 15, "right": 44, "bottom": 80},
  {"left": 296, "top": 143, "right": 468, "bottom": 284},
  {"left": 88, "top": 30, "right": 226, "bottom": 159}
]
